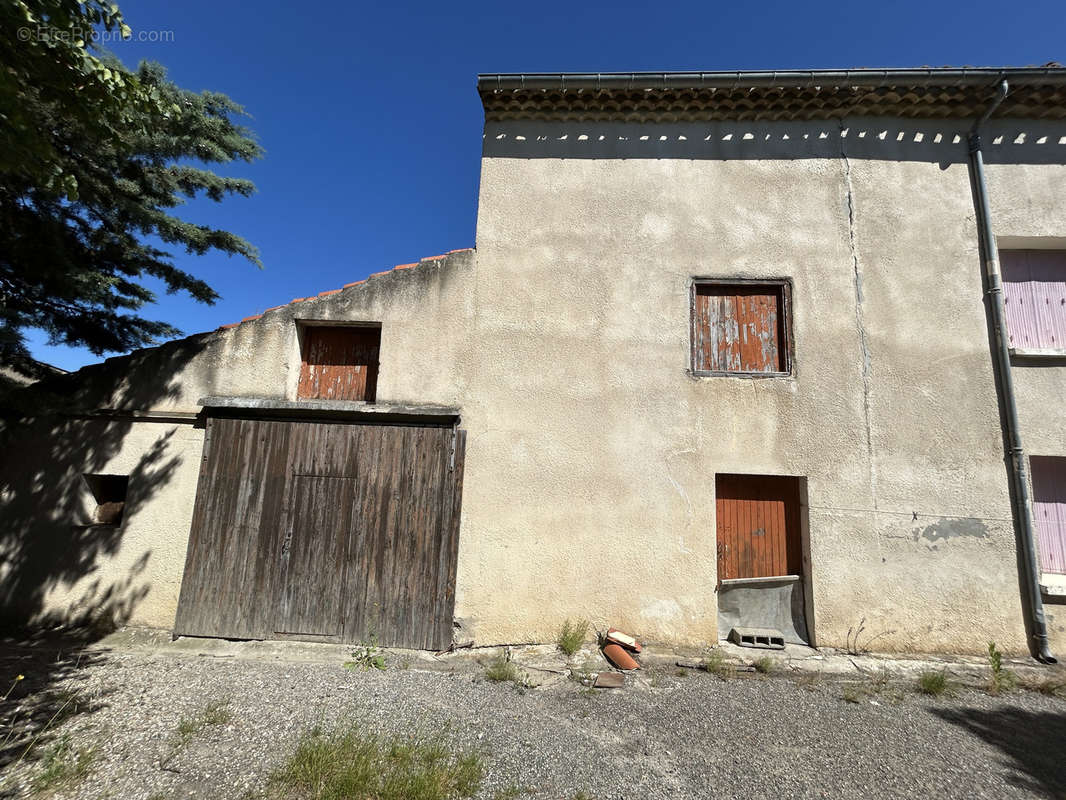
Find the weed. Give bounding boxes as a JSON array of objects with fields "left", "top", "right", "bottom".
[
  {"left": 482, "top": 653, "right": 535, "bottom": 690},
  {"left": 162, "top": 699, "right": 233, "bottom": 770},
  {"left": 794, "top": 672, "right": 822, "bottom": 691},
  {"left": 345, "top": 635, "right": 387, "bottom": 671},
  {"left": 701, "top": 649, "right": 736, "bottom": 679},
  {"left": 31, "top": 733, "right": 95, "bottom": 794},
  {"left": 572, "top": 792, "right": 597, "bottom": 800},
  {"left": 2, "top": 673, "right": 24, "bottom": 702},
  {"left": 557, "top": 619, "right": 590, "bottom": 657},
  {"left": 675, "top": 668, "right": 689, "bottom": 678},
  {"left": 567, "top": 659, "right": 597, "bottom": 687},
  {"left": 844, "top": 617, "right": 896, "bottom": 655},
  {"left": 987, "top": 641, "right": 1017, "bottom": 694},
  {"left": 752, "top": 657, "right": 778, "bottom": 675},
  {"left": 176, "top": 699, "right": 233, "bottom": 740},
  {"left": 916, "top": 670, "right": 950, "bottom": 696},
  {"left": 1019, "top": 670, "right": 1066, "bottom": 698},
  {"left": 842, "top": 684, "right": 869, "bottom": 703},
  {"left": 270, "top": 722, "right": 482, "bottom": 800}
]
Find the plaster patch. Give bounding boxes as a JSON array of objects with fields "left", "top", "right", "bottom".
[
  {"left": 913, "top": 517, "right": 989, "bottom": 544},
  {"left": 641, "top": 598, "right": 682, "bottom": 621}
]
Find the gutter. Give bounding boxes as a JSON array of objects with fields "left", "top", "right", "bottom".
[
  {"left": 967, "top": 79, "right": 1057, "bottom": 663},
  {"left": 478, "top": 67, "right": 1066, "bottom": 92}
]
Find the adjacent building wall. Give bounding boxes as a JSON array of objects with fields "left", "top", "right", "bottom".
[{"left": 0, "top": 251, "right": 476, "bottom": 631}]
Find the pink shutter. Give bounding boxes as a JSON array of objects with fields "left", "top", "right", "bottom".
[
  {"left": 1001, "top": 250, "right": 1066, "bottom": 350},
  {"left": 1031, "top": 456, "right": 1066, "bottom": 575}
]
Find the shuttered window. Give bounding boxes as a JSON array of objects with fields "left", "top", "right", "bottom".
[
  {"left": 1031, "top": 456, "right": 1066, "bottom": 575},
  {"left": 715, "top": 473, "right": 803, "bottom": 580},
  {"left": 691, "top": 281, "right": 791, "bottom": 375},
  {"left": 1000, "top": 250, "right": 1066, "bottom": 351},
  {"left": 297, "top": 326, "right": 380, "bottom": 402}
]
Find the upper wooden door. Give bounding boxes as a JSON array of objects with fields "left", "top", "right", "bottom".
[
  {"left": 174, "top": 416, "right": 466, "bottom": 650},
  {"left": 715, "top": 474, "right": 802, "bottom": 581}
]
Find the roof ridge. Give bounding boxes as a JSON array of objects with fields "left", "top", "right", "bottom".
[{"left": 217, "top": 248, "right": 473, "bottom": 331}]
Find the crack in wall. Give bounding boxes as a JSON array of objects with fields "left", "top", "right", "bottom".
[{"left": 840, "top": 123, "right": 879, "bottom": 520}]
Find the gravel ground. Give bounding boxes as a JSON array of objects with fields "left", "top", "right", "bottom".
[{"left": 0, "top": 639, "right": 1064, "bottom": 800}]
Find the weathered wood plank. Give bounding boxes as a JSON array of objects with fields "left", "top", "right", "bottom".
[{"left": 175, "top": 417, "right": 466, "bottom": 650}]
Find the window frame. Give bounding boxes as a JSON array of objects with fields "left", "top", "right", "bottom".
[{"left": 689, "top": 277, "right": 794, "bottom": 378}]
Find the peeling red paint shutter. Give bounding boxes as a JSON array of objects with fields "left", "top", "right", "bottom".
[
  {"left": 297, "top": 327, "right": 380, "bottom": 402},
  {"left": 693, "top": 284, "right": 785, "bottom": 373},
  {"left": 1031, "top": 456, "right": 1066, "bottom": 575},
  {"left": 1001, "top": 250, "right": 1066, "bottom": 350}
]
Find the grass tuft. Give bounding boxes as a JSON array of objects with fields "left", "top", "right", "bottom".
[
  {"left": 752, "top": 657, "right": 778, "bottom": 675},
  {"left": 1018, "top": 670, "right": 1066, "bottom": 698},
  {"left": 842, "top": 684, "right": 869, "bottom": 704},
  {"left": 556, "top": 619, "right": 589, "bottom": 657},
  {"left": 482, "top": 654, "right": 534, "bottom": 690},
  {"left": 176, "top": 699, "right": 233, "bottom": 740},
  {"left": 916, "top": 670, "right": 950, "bottom": 696},
  {"left": 271, "top": 723, "right": 482, "bottom": 800},
  {"left": 31, "top": 734, "right": 95, "bottom": 794},
  {"left": 702, "top": 649, "right": 736, "bottom": 679}
]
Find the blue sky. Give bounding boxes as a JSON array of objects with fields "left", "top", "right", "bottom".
[{"left": 26, "top": 0, "right": 1066, "bottom": 370}]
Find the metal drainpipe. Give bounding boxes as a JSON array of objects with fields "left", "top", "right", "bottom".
[{"left": 968, "top": 79, "right": 1057, "bottom": 663}]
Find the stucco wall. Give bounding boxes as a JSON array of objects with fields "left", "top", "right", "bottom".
[
  {"left": 2, "top": 115, "right": 1063, "bottom": 657},
  {"left": 459, "top": 115, "right": 1064, "bottom": 655}
]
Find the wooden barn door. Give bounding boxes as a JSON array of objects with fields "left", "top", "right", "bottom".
[
  {"left": 715, "top": 474, "right": 802, "bottom": 582},
  {"left": 174, "top": 416, "right": 466, "bottom": 649}
]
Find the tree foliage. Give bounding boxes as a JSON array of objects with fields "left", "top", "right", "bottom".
[{"left": 0, "top": 0, "right": 261, "bottom": 361}]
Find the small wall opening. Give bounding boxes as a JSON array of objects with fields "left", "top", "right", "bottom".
[
  {"left": 83, "top": 474, "right": 129, "bottom": 526},
  {"left": 297, "top": 324, "right": 381, "bottom": 402},
  {"left": 715, "top": 473, "right": 810, "bottom": 645}
]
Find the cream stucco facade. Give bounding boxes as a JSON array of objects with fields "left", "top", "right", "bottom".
[{"left": 1, "top": 105, "right": 1064, "bottom": 657}]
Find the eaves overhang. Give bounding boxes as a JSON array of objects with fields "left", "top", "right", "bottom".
[{"left": 477, "top": 67, "right": 1066, "bottom": 122}]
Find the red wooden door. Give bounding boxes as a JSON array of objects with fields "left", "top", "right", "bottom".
[{"left": 715, "top": 474, "right": 802, "bottom": 581}]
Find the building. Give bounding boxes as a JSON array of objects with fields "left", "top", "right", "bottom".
[{"left": 2, "top": 67, "right": 1065, "bottom": 659}]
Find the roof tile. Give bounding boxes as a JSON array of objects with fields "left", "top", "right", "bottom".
[{"left": 217, "top": 248, "right": 472, "bottom": 331}]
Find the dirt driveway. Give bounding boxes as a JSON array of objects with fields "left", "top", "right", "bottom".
[{"left": 0, "top": 632, "right": 1064, "bottom": 799}]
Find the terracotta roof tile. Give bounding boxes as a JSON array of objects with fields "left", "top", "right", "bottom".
[
  {"left": 217, "top": 248, "right": 472, "bottom": 331},
  {"left": 480, "top": 83, "right": 1066, "bottom": 122}
]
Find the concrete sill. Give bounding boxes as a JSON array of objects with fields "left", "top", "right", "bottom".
[
  {"left": 1040, "top": 582, "right": 1066, "bottom": 600},
  {"left": 720, "top": 575, "right": 800, "bottom": 587},
  {"left": 1009, "top": 347, "right": 1066, "bottom": 360}
]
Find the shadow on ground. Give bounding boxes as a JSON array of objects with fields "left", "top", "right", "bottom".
[
  {"left": 931, "top": 705, "right": 1066, "bottom": 798},
  {"left": 0, "top": 631, "right": 115, "bottom": 798}
]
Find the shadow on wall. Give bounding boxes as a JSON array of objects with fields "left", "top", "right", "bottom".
[
  {"left": 931, "top": 706, "right": 1066, "bottom": 797},
  {"left": 483, "top": 118, "right": 1066, "bottom": 167},
  {"left": 0, "top": 332, "right": 214, "bottom": 637}
]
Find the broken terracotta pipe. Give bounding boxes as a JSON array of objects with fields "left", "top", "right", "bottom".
[{"left": 603, "top": 643, "right": 640, "bottom": 671}]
